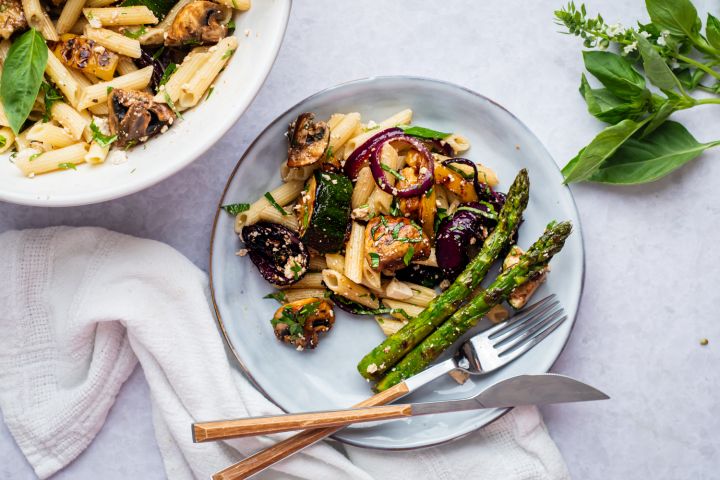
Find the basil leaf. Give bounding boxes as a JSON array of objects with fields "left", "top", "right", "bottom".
[
  {"left": 563, "top": 117, "right": 651, "bottom": 183},
  {"left": 121, "top": 0, "right": 175, "bottom": 19},
  {"left": 706, "top": 14, "right": 720, "bottom": 50},
  {"left": 645, "top": 0, "right": 699, "bottom": 38},
  {"left": 399, "top": 125, "right": 451, "bottom": 140},
  {"left": 579, "top": 74, "right": 648, "bottom": 124},
  {"left": 123, "top": 26, "right": 147, "bottom": 39},
  {"left": 403, "top": 246, "right": 414, "bottom": 266},
  {"left": 589, "top": 121, "right": 720, "bottom": 184},
  {"left": 633, "top": 31, "right": 682, "bottom": 92},
  {"left": 0, "top": 29, "right": 48, "bottom": 134},
  {"left": 40, "top": 82, "right": 63, "bottom": 121},
  {"left": 263, "top": 291, "right": 287, "bottom": 304},
  {"left": 642, "top": 99, "right": 678, "bottom": 137},
  {"left": 221, "top": 203, "right": 250, "bottom": 215},
  {"left": 369, "top": 252, "right": 380, "bottom": 269},
  {"left": 582, "top": 51, "right": 647, "bottom": 100}
]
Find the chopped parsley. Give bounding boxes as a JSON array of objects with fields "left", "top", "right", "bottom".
[
  {"left": 90, "top": 120, "right": 118, "bottom": 148},
  {"left": 263, "top": 291, "right": 287, "bottom": 304},
  {"left": 205, "top": 86, "right": 214, "bottom": 100},
  {"left": 163, "top": 91, "right": 183, "bottom": 119},
  {"left": 40, "top": 82, "right": 63, "bottom": 121},
  {"left": 264, "top": 192, "right": 288, "bottom": 215},
  {"left": 58, "top": 162, "right": 77, "bottom": 170},
  {"left": 106, "top": 86, "right": 114, "bottom": 94},
  {"left": 391, "top": 222, "right": 403, "bottom": 239},
  {"left": 221, "top": 203, "right": 250, "bottom": 215},
  {"left": 29, "top": 153, "right": 40, "bottom": 162},
  {"left": 290, "top": 261, "right": 303, "bottom": 280},
  {"left": 381, "top": 163, "right": 405, "bottom": 181},
  {"left": 434, "top": 207, "right": 448, "bottom": 233},
  {"left": 403, "top": 246, "right": 415, "bottom": 266},
  {"left": 182, "top": 38, "right": 202, "bottom": 46},
  {"left": 456, "top": 205, "right": 497, "bottom": 220},
  {"left": 424, "top": 186, "right": 434, "bottom": 198},
  {"left": 226, "top": 19, "right": 235, "bottom": 30},
  {"left": 123, "top": 26, "right": 147, "bottom": 39},
  {"left": 398, "top": 124, "right": 451, "bottom": 140},
  {"left": 389, "top": 197, "right": 401, "bottom": 216},
  {"left": 0, "top": 135, "right": 6, "bottom": 148},
  {"left": 445, "top": 163, "right": 475, "bottom": 180},
  {"left": 324, "top": 145, "right": 334, "bottom": 160},
  {"left": 330, "top": 294, "right": 411, "bottom": 319},
  {"left": 152, "top": 46, "right": 165, "bottom": 60},
  {"left": 221, "top": 49, "right": 235, "bottom": 60},
  {"left": 159, "top": 63, "right": 177, "bottom": 87},
  {"left": 369, "top": 252, "right": 380, "bottom": 269}
]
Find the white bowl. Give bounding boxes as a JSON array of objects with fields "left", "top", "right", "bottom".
[{"left": 0, "top": 0, "right": 291, "bottom": 207}]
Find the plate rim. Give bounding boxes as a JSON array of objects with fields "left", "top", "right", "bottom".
[
  {"left": 0, "top": 0, "right": 292, "bottom": 207},
  {"left": 208, "top": 75, "right": 586, "bottom": 450}
]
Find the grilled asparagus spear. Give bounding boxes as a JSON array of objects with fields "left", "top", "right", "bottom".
[
  {"left": 374, "top": 220, "right": 572, "bottom": 392},
  {"left": 357, "top": 169, "right": 530, "bottom": 380}
]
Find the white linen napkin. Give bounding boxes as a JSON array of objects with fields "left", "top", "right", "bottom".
[{"left": 0, "top": 226, "right": 570, "bottom": 480}]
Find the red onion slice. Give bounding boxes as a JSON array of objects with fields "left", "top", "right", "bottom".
[
  {"left": 343, "top": 127, "right": 403, "bottom": 180},
  {"left": 369, "top": 134, "right": 435, "bottom": 198}
]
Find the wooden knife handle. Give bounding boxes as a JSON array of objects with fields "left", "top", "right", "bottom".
[
  {"left": 194, "top": 404, "right": 411, "bottom": 441},
  {"left": 210, "top": 381, "right": 410, "bottom": 480}
]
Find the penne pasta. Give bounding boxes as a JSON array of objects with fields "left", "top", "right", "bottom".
[
  {"left": 322, "top": 269, "right": 379, "bottom": 309},
  {"left": 351, "top": 166, "right": 374, "bottom": 209},
  {"left": 344, "top": 222, "right": 365, "bottom": 284},
  {"left": 23, "top": 0, "right": 59, "bottom": 40},
  {"left": 177, "top": 37, "right": 238, "bottom": 109},
  {"left": 444, "top": 133, "right": 470, "bottom": 154},
  {"left": 280, "top": 273, "right": 324, "bottom": 290},
  {"left": 84, "top": 26, "right": 142, "bottom": 58},
  {"left": 14, "top": 142, "right": 88, "bottom": 176},
  {"left": 158, "top": 0, "right": 192, "bottom": 28},
  {"left": 257, "top": 205, "right": 299, "bottom": 231},
  {"left": 78, "top": 66, "right": 153, "bottom": 110},
  {"left": 413, "top": 248, "right": 438, "bottom": 267},
  {"left": 326, "top": 113, "right": 345, "bottom": 129},
  {"left": 367, "top": 144, "right": 399, "bottom": 214},
  {"left": 381, "top": 299, "right": 424, "bottom": 320},
  {"left": 234, "top": 180, "right": 304, "bottom": 232},
  {"left": 26, "top": 123, "right": 76, "bottom": 148},
  {"left": 83, "top": 6, "right": 159, "bottom": 26},
  {"left": 56, "top": 0, "right": 87, "bottom": 34},
  {"left": 280, "top": 161, "right": 316, "bottom": 182},
  {"left": 84, "top": 141, "right": 110, "bottom": 164},
  {"left": 344, "top": 109, "right": 413, "bottom": 159},
  {"left": 375, "top": 316, "right": 407, "bottom": 336},
  {"left": 401, "top": 282, "right": 437, "bottom": 307},
  {"left": 116, "top": 55, "right": 139, "bottom": 75},
  {"left": 50, "top": 102, "right": 90, "bottom": 140},
  {"left": 282, "top": 288, "right": 328, "bottom": 304},
  {"left": 328, "top": 112, "right": 360, "bottom": 156},
  {"left": 361, "top": 260, "right": 382, "bottom": 292},
  {"left": 156, "top": 50, "right": 211, "bottom": 105},
  {"left": 324, "top": 253, "right": 345, "bottom": 274},
  {"left": 308, "top": 255, "right": 328, "bottom": 272},
  {"left": 45, "top": 51, "right": 81, "bottom": 108}
]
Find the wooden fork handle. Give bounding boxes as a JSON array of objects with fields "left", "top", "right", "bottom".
[
  {"left": 194, "top": 404, "right": 411, "bottom": 441},
  {"left": 210, "top": 381, "right": 410, "bottom": 480}
]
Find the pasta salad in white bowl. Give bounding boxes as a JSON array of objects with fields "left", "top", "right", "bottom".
[{"left": 0, "top": 0, "right": 289, "bottom": 206}]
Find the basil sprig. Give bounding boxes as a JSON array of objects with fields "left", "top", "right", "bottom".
[
  {"left": 555, "top": 0, "right": 720, "bottom": 185},
  {"left": 1, "top": 29, "right": 48, "bottom": 134},
  {"left": 398, "top": 124, "right": 451, "bottom": 140}
]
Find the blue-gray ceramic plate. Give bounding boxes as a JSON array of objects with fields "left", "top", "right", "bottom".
[{"left": 209, "top": 76, "right": 584, "bottom": 450}]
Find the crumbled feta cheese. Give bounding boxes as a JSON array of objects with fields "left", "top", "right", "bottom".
[
  {"left": 235, "top": 249, "right": 248, "bottom": 257},
  {"left": 366, "top": 363, "right": 378, "bottom": 374}
]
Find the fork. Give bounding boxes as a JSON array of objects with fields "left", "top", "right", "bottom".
[{"left": 202, "top": 294, "right": 566, "bottom": 480}]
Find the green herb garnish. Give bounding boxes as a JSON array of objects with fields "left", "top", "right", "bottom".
[
  {"left": 40, "top": 82, "right": 63, "bottom": 121},
  {"left": 159, "top": 63, "right": 177, "bottom": 87},
  {"left": 221, "top": 203, "right": 250, "bottom": 215},
  {"left": 90, "top": 120, "right": 118, "bottom": 148},
  {"left": 29, "top": 153, "right": 40, "bottom": 161},
  {"left": 152, "top": 46, "right": 164, "bottom": 60},
  {"left": 163, "top": 91, "right": 183, "bottom": 119},
  {"left": 0, "top": 135, "right": 6, "bottom": 148},
  {"left": 123, "top": 26, "right": 147, "bottom": 39},
  {"left": 221, "top": 49, "right": 235, "bottom": 60},
  {"left": 369, "top": 252, "right": 380, "bottom": 269},
  {"left": 403, "top": 246, "right": 415, "bottom": 266},
  {"left": 381, "top": 163, "right": 405, "bottom": 181},
  {"left": 389, "top": 197, "right": 401, "bottom": 216},
  {"left": 398, "top": 124, "right": 451, "bottom": 140},
  {"left": 58, "top": 162, "right": 77, "bottom": 170},
  {"left": 264, "top": 192, "right": 288, "bottom": 215},
  {"left": 264, "top": 291, "right": 287, "bottom": 304}
]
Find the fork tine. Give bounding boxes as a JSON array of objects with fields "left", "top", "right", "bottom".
[
  {"left": 493, "top": 308, "right": 565, "bottom": 353},
  {"left": 487, "top": 297, "right": 559, "bottom": 343},
  {"left": 496, "top": 312, "right": 568, "bottom": 363},
  {"left": 482, "top": 294, "right": 556, "bottom": 338}
]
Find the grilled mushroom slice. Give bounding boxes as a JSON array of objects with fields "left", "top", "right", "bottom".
[
  {"left": 241, "top": 222, "right": 309, "bottom": 286},
  {"left": 107, "top": 89, "right": 176, "bottom": 148},
  {"left": 165, "top": 0, "right": 231, "bottom": 46},
  {"left": 0, "top": 0, "right": 26, "bottom": 39},
  {"left": 365, "top": 216, "right": 431, "bottom": 273},
  {"left": 287, "top": 113, "right": 330, "bottom": 168},
  {"left": 271, "top": 298, "right": 335, "bottom": 350}
]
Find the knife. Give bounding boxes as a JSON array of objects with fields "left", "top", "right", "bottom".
[{"left": 193, "top": 374, "right": 608, "bottom": 442}]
